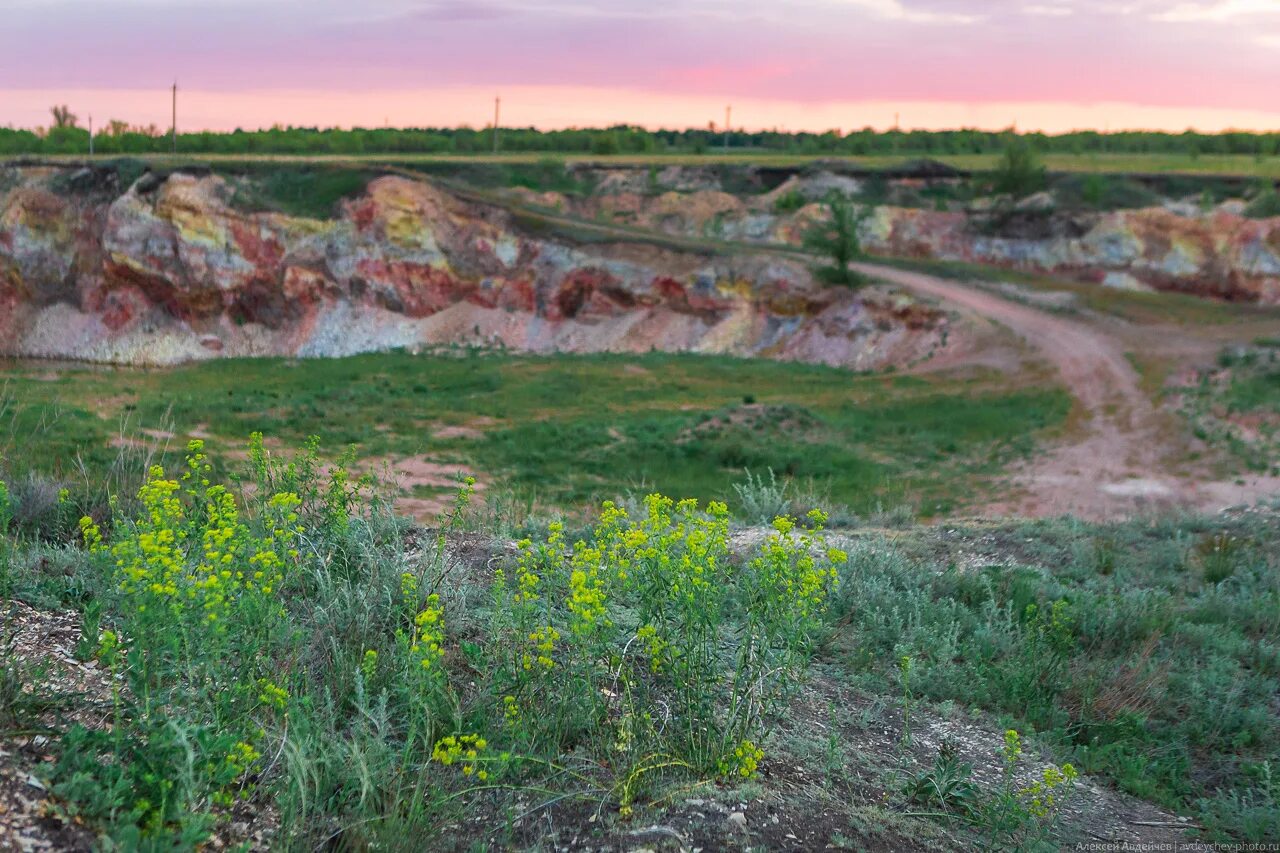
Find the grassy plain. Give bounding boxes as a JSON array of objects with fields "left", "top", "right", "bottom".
[{"left": 0, "top": 350, "right": 1069, "bottom": 521}]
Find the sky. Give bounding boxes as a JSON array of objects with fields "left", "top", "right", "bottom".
[{"left": 3, "top": 0, "right": 1280, "bottom": 134}]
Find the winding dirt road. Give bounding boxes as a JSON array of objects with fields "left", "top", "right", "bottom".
[{"left": 856, "top": 262, "right": 1280, "bottom": 519}]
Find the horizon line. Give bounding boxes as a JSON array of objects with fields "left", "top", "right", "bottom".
[{"left": 7, "top": 87, "right": 1280, "bottom": 137}]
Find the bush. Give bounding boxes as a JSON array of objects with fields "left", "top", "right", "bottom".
[
  {"left": 773, "top": 189, "right": 806, "bottom": 213},
  {"left": 1057, "top": 173, "right": 1158, "bottom": 211},
  {"left": 992, "top": 140, "right": 1047, "bottom": 198},
  {"left": 732, "top": 467, "right": 791, "bottom": 524},
  {"left": 1244, "top": 181, "right": 1280, "bottom": 219}
]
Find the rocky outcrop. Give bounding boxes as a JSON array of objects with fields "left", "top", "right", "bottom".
[
  {"left": 858, "top": 205, "right": 1280, "bottom": 303},
  {"left": 512, "top": 170, "right": 1280, "bottom": 304},
  {"left": 0, "top": 167, "right": 946, "bottom": 368}
]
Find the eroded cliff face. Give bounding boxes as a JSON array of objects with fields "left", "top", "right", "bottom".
[
  {"left": 0, "top": 167, "right": 945, "bottom": 368},
  {"left": 513, "top": 170, "right": 1280, "bottom": 304},
  {"left": 860, "top": 205, "right": 1280, "bottom": 303}
]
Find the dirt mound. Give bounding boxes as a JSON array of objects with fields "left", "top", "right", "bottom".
[{"left": 680, "top": 402, "right": 827, "bottom": 444}]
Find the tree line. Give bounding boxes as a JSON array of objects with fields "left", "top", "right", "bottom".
[{"left": 4, "top": 105, "right": 1279, "bottom": 158}]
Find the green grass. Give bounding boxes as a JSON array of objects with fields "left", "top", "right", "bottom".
[
  {"left": 225, "top": 166, "right": 375, "bottom": 219},
  {"left": 1177, "top": 347, "right": 1280, "bottom": 475},
  {"left": 0, "top": 350, "right": 1069, "bottom": 519},
  {"left": 1228, "top": 370, "right": 1280, "bottom": 414},
  {"left": 827, "top": 511, "right": 1280, "bottom": 843}
]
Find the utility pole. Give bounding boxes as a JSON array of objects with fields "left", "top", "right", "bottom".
[
  {"left": 88, "top": 115, "right": 94, "bottom": 157},
  {"left": 171, "top": 82, "right": 177, "bottom": 154},
  {"left": 724, "top": 105, "right": 731, "bottom": 153},
  {"left": 493, "top": 95, "right": 501, "bottom": 154}
]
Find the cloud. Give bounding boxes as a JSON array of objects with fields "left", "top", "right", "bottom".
[
  {"left": 823, "top": 0, "right": 980, "bottom": 24},
  {"left": 1153, "top": 0, "right": 1280, "bottom": 21},
  {"left": 1024, "top": 3, "right": 1074, "bottom": 15},
  {"left": 5, "top": 0, "right": 1279, "bottom": 124}
]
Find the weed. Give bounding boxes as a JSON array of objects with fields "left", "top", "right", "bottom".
[
  {"left": 10, "top": 436, "right": 853, "bottom": 847},
  {"left": 1197, "top": 762, "right": 1280, "bottom": 842},
  {"left": 899, "top": 654, "right": 914, "bottom": 748},
  {"left": 903, "top": 729, "right": 1079, "bottom": 847},
  {"left": 0, "top": 479, "right": 11, "bottom": 598},
  {"left": 732, "top": 468, "right": 791, "bottom": 525},
  {"left": 1197, "top": 532, "right": 1244, "bottom": 584},
  {"left": 902, "top": 738, "right": 980, "bottom": 817}
]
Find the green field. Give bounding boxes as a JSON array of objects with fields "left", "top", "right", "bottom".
[
  {"left": 0, "top": 350, "right": 1070, "bottom": 524},
  {"left": 33, "top": 151, "right": 1280, "bottom": 178}
]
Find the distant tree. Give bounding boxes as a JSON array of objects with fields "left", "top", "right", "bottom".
[
  {"left": 804, "top": 194, "right": 869, "bottom": 287},
  {"left": 0, "top": 123, "right": 1279, "bottom": 159},
  {"left": 993, "top": 139, "right": 1046, "bottom": 198},
  {"left": 591, "top": 131, "right": 620, "bottom": 155},
  {"left": 50, "top": 105, "right": 78, "bottom": 129}
]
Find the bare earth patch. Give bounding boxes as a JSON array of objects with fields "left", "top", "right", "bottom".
[{"left": 383, "top": 455, "right": 483, "bottom": 521}]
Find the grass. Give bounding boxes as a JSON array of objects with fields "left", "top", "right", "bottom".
[
  {"left": 824, "top": 510, "right": 1280, "bottom": 843},
  {"left": 1178, "top": 345, "right": 1280, "bottom": 475},
  {"left": 225, "top": 166, "right": 375, "bottom": 219},
  {"left": 0, "top": 350, "right": 1070, "bottom": 521}
]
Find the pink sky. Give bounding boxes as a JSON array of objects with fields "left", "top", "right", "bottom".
[{"left": 4, "top": 0, "right": 1280, "bottom": 133}]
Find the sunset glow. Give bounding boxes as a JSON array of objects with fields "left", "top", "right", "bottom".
[{"left": 4, "top": 0, "right": 1280, "bottom": 133}]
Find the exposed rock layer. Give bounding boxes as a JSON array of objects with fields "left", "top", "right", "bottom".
[
  {"left": 517, "top": 169, "right": 1280, "bottom": 304},
  {"left": 0, "top": 167, "right": 944, "bottom": 367}
]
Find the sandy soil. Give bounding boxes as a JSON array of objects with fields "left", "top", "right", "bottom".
[{"left": 856, "top": 262, "right": 1280, "bottom": 519}]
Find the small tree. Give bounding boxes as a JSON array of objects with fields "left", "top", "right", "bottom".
[
  {"left": 50, "top": 105, "right": 78, "bottom": 129},
  {"left": 993, "top": 139, "right": 1046, "bottom": 198},
  {"left": 803, "top": 194, "right": 868, "bottom": 287}
]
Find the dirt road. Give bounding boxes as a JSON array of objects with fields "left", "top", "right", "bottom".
[{"left": 857, "top": 262, "right": 1280, "bottom": 519}]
